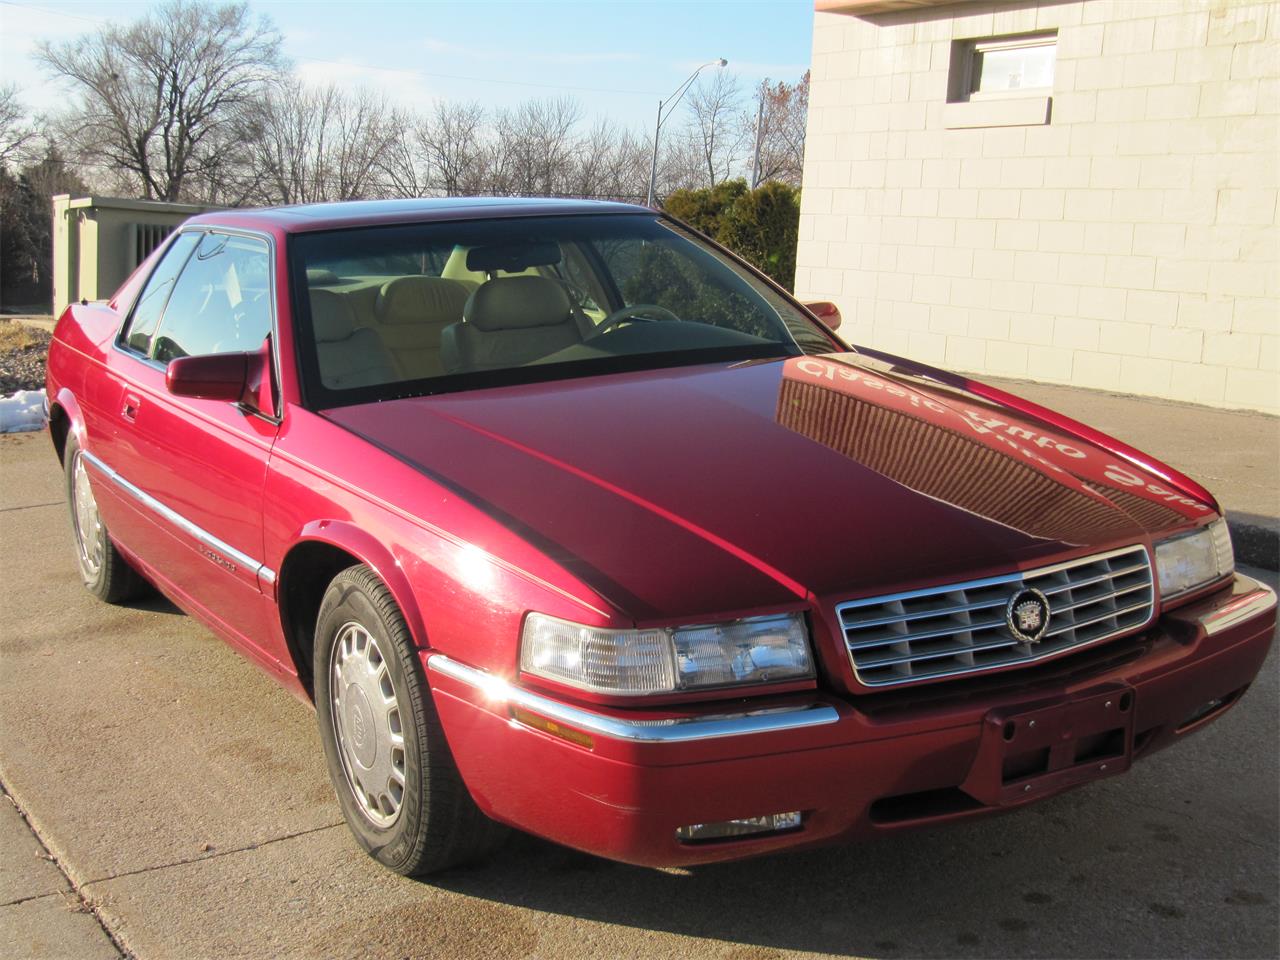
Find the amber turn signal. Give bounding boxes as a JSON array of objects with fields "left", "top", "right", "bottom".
[{"left": 511, "top": 706, "right": 595, "bottom": 749}]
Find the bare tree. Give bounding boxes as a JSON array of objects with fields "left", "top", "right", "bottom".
[
  {"left": 38, "top": 0, "right": 284, "bottom": 201},
  {"left": 0, "top": 85, "right": 39, "bottom": 169},
  {"left": 416, "top": 100, "right": 488, "bottom": 196},
  {"left": 243, "top": 80, "right": 316, "bottom": 203},
  {"left": 683, "top": 71, "right": 746, "bottom": 188},
  {"left": 748, "top": 72, "right": 808, "bottom": 187},
  {"left": 30, "top": 0, "right": 765, "bottom": 209},
  {"left": 245, "top": 81, "right": 403, "bottom": 203},
  {"left": 329, "top": 88, "right": 403, "bottom": 199},
  {"left": 569, "top": 118, "right": 646, "bottom": 199},
  {"left": 657, "top": 134, "right": 706, "bottom": 198},
  {"left": 608, "top": 128, "right": 656, "bottom": 200},
  {"left": 381, "top": 112, "right": 429, "bottom": 198},
  {"left": 493, "top": 97, "right": 582, "bottom": 196}
]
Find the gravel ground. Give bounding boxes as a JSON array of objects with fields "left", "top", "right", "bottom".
[{"left": 0, "top": 321, "right": 51, "bottom": 396}]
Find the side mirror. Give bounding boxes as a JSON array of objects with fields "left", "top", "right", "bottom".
[
  {"left": 166, "top": 342, "right": 274, "bottom": 416},
  {"left": 804, "top": 301, "right": 842, "bottom": 332}
]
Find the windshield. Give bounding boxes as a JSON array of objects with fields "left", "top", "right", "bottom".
[{"left": 290, "top": 213, "right": 839, "bottom": 406}]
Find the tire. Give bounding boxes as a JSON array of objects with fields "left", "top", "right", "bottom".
[
  {"left": 63, "top": 435, "right": 150, "bottom": 604},
  {"left": 314, "top": 565, "right": 508, "bottom": 875}
]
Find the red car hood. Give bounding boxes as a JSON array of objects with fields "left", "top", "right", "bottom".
[{"left": 325, "top": 353, "right": 1215, "bottom": 623}]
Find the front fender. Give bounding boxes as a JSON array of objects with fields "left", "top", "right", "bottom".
[{"left": 287, "top": 520, "right": 430, "bottom": 649}]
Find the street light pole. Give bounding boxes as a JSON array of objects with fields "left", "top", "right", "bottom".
[
  {"left": 645, "top": 58, "right": 728, "bottom": 209},
  {"left": 750, "top": 95, "right": 764, "bottom": 189},
  {"left": 646, "top": 98, "right": 664, "bottom": 209}
]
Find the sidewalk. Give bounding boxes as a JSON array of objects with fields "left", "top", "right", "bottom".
[{"left": 987, "top": 377, "right": 1279, "bottom": 570}]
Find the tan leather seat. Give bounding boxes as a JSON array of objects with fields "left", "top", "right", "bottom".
[
  {"left": 310, "top": 289, "right": 397, "bottom": 390},
  {"left": 374, "top": 277, "right": 472, "bottom": 379},
  {"left": 440, "top": 276, "right": 584, "bottom": 374}
]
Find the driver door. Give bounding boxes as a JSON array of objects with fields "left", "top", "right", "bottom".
[{"left": 103, "top": 229, "right": 286, "bottom": 669}]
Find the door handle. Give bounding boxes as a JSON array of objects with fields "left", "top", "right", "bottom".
[{"left": 121, "top": 393, "right": 142, "bottom": 422}]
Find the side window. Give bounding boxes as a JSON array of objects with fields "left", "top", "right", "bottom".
[
  {"left": 151, "top": 233, "right": 272, "bottom": 364},
  {"left": 121, "top": 232, "right": 201, "bottom": 356},
  {"left": 603, "top": 236, "right": 778, "bottom": 339}
]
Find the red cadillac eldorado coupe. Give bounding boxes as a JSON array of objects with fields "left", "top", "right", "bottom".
[{"left": 46, "top": 198, "right": 1276, "bottom": 875}]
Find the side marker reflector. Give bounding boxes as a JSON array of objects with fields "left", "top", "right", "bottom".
[{"left": 511, "top": 706, "right": 595, "bottom": 749}]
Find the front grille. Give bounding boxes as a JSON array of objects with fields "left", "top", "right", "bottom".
[{"left": 837, "top": 545, "right": 1155, "bottom": 688}]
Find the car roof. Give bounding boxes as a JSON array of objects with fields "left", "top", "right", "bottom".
[{"left": 186, "top": 196, "right": 652, "bottom": 235}]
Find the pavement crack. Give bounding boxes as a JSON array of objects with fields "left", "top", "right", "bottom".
[
  {"left": 1, "top": 888, "right": 71, "bottom": 908},
  {"left": 1, "top": 778, "right": 132, "bottom": 960},
  {"left": 0, "top": 500, "right": 62, "bottom": 513},
  {"left": 82, "top": 821, "right": 347, "bottom": 886}
]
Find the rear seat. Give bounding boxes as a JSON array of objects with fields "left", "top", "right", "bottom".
[{"left": 372, "top": 277, "right": 474, "bottom": 380}]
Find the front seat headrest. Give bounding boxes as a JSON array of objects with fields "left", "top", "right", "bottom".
[
  {"left": 463, "top": 276, "right": 572, "bottom": 332},
  {"left": 375, "top": 276, "right": 471, "bottom": 325}
]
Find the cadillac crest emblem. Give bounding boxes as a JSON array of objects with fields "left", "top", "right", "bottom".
[{"left": 1006, "top": 587, "right": 1050, "bottom": 643}]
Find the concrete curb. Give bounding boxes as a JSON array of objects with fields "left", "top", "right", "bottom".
[{"left": 1229, "top": 519, "right": 1279, "bottom": 572}]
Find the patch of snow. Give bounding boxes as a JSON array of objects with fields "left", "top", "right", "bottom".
[{"left": 0, "top": 390, "right": 47, "bottom": 434}]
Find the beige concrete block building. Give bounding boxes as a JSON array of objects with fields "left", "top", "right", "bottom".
[
  {"left": 796, "top": 0, "right": 1279, "bottom": 413},
  {"left": 51, "top": 195, "right": 209, "bottom": 317}
]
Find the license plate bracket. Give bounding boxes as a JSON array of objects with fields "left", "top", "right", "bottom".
[{"left": 961, "top": 683, "right": 1136, "bottom": 807}]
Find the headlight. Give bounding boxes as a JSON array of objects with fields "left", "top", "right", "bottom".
[
  {"left": 519, "top": 612, "right": 814, "bottom": 695},
  {"left": 1155, "top": 517, "right": 1234, "bottom": 598}
]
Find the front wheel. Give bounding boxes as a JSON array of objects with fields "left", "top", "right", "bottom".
[{"left": 314, "top": 565, "right": 507, "bottom": 875}]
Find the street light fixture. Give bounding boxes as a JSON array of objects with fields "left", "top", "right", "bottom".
[{"left": 645, "top": 58, "right": 728, "bottom": 208}]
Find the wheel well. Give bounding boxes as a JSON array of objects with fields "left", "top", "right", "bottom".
[
  {"left": 48, "top": 404, "right": 69, "bottom": 464},
  {"left": 278, "top": 541, "right": 361, "bottom": 700}
]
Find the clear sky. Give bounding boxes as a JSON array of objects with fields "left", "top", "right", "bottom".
[{"left": 0, "top": 0, "right": 814, "bottom": 131}]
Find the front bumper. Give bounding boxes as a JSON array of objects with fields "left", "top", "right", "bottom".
[{"left": 426, "top": 574, "right": 1276, "bottom": 867}]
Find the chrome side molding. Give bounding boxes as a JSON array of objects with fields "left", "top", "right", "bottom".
[
  {"left": 427, "top": 654, "right": 841, "bottom": 744},
  {"left": 81, "top": 449, "right": 277, "bottom": 586}
]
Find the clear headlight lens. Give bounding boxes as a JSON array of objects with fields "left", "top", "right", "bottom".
[
  {"left": 519, "top": 612, "right": 814, "bottom": 695},
  {"left": 1155, "top": 517, "right": 1234, "bottom": 598}
]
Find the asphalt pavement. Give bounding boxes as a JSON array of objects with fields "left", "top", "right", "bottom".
[{"left": 1, "top": 430, "right": 1277, "bottom": 960}]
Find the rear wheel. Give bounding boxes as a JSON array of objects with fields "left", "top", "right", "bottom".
[
  {"left": 64, "top": 435, "right": 150, "bottom": 603},
  {"left": 314, "top": 565, "right": 507, "bottom": 875}
]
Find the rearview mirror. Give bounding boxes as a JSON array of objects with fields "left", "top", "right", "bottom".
[
  {"left": 804, "top": 301, "right": 842, "bottom": 331},
  {"left": 166, "top": 344, "right": 273, "bottom": 416}
]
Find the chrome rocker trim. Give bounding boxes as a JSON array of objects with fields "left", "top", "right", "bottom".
[
  {"left": 427, "top": 654, "right": 841, "bottom": 744},
  {"left": 80, "top": 449, "right": 277, "bottom": 585}
]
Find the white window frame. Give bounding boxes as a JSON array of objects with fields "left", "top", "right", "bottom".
[{"left": 961, "top": 32, "right": 1057, "bottom": 102}]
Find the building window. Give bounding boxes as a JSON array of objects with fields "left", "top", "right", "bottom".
[{"left": 950, "top": 32, "right": 1057, "bottom": 102}]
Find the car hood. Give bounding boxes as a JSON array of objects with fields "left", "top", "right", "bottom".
[{"left": 324, "top": 353, "right": 1215, "bottom": 623}]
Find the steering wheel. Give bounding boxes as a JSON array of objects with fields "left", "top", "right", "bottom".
[{"left": 592, "top": 303, "right": 681, "bottom": 338}]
